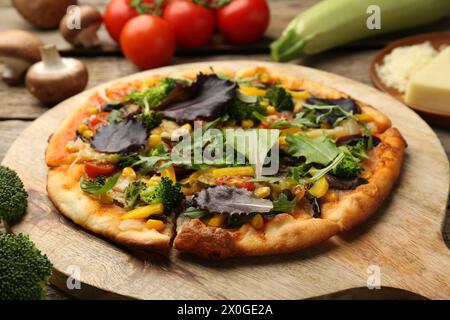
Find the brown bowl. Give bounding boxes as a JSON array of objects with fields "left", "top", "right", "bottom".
[{"left": 370, "top": 32, "right": 450, "bottom": 128}]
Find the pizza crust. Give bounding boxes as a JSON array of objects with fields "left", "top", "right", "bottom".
[
  {"left": 174, "top": 214, "right": 340, "bottom": 259},
  {"left": 47, "top": 165, "right": 172, "bottom": 251},
  {"left": 320, "top": 127, "right": 406, "bottom": 230}
]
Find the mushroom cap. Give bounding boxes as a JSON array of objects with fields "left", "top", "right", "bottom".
[
  {"left": 26, "top": 58, "right": 88, "bottom": 104},
  {"left": 12, "top": 0, "right": 78, "bottom": 29},
  {"left": 0, "top": 29, "right": 42, "bottom": 63},
  {"left": 59, "top": 5, "right": 102, "bottom": 44}
]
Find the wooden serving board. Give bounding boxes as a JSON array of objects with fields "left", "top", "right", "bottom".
[{"left": 2, "top": 61, "right": 449, "bottom": 300}]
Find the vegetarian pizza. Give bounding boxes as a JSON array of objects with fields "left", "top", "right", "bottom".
[{"left": 46, "top": 66, "right": 406, "bottom": 259}]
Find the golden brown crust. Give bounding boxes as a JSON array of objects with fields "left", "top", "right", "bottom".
[
  {"left": 47, "top": 165, "right": 172, "bottom": 250},
  {"left": 321, "top": 127, "right": 406, "bottom": 230},
  {"left": 174, "top": 214, "right": 341, "bottom": 259}
]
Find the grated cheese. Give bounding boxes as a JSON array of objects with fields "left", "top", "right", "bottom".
[{"left": 376, "top": 42, "right": 438, "bottom": 93}]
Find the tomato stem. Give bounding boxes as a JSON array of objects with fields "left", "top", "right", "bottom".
[
  {"left": 192, "top": 0, "right": 231, "bottom": 9},
  {"left": 130, "top": 0, "right": 166, "bottom": 16}
]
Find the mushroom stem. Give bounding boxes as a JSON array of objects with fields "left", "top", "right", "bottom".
[
  {"left": 77, "top": 28, "right": 101, "bottom": 49},
  {"left": 39, "top": 45, "right": 64, "bottom": 69}
]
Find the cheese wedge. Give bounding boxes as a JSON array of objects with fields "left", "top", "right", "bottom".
[{"left": 406, "top": 47, "right": 450, "bottom": 114}]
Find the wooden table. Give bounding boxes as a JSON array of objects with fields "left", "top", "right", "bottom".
[{"left": 0, "top": 0, "right": 449, "bottom": 299}]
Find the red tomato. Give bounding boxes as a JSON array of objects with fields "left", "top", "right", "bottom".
[
  {"left": 216, "top": 176, "right": 256, "bottom": 191},
  {"left": 103, "top": 0, "right": 156, "bottom": 42},
  {"left": 217, "top": 0, "right": 270, "bottom": 45},
  {"left": 120, "top": 14, "right": 176, "bottom": 69},
  {"left": 163, "top": 0, "right": 215, "bottom": 48},
  {"left": 88, "top": 112, "right": 110, "bottom": 131},
  {"left": 85, "top": 162, "right": 117, "bottom": 178}
]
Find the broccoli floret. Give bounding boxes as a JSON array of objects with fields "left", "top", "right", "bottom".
[
  {"left": 137, "top": 111, "right": 163, "bottom": 130},
  {"left": 140, "top": 177, "right": 183, "bottom": 212},
  {"left": 125, "top": 78, "right": 177, "bottom": 108},
  {"left": 0, "top": 166, "right": 28, "bottom": 223},
  {"left": 265, "top": 86, "right": 294, "bottom": 111},
  {"left": 228, "top": 99, "right": 267, "bottom": 123},
  {"left": 124, "top": 181, "right": 146, "bottom": 209},
  {"left": 0, "top": 234, "right": 52, "bottom": 300},
  {"left": 332, "top": 153, "right": 362, "bottom": 179}
]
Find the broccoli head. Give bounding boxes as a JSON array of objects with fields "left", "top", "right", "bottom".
[
  {"left": 137, "top": 111, "right": 163, "bottom": 130},
  {"left": 265, "top": 86, "right": 294, "bottom": 111},
  {"left": 125, "top": 78, "right": 177, "bottom": 108},
  {"left": 332, "top": 153, "right": 362, "bottom": 179},
  {"left": 0, "top": 165, "right": 28, "bottom": 223},
  {"left": 228, "top": 98, "right": 267, "bottom": 123},
  {"left": 0, "top": 234, "right": 53, "bottom": 300},
  {"left": 140, "top": 177, "right": 183, "bottom": 212}
]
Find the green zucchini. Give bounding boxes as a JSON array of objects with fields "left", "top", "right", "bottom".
[{"left": 271, "top": 0, "right": 450, "bottom": 62}]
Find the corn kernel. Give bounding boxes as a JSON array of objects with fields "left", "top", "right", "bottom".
[
  {"left": 122, "top": 167, "right": 137, "bottom": 180},
  {"left": 260, "top": 100, "right": 269, "bottom": 107},
  {"left": 356, "top": 113, "right": 373, "bottom": 122},
  {"left": 146, "top": 219, "right": 165, "bottom": 231},
  {"left": 279, "top": 136, "right": 287, "bottom": 145},
  {"left": 122, "top": 203, "right": 164, "bottom": 220},
  {"left": 251, "top": 214, "right": 264, "bottom": 229},
  {"left": 181, "top": 123, "right": 192, "bottom": 133},
  {"left": 308, "top": 177, "right": 329, "bottom": 198},
  {"left": 241, "top": 119, "right": 254, "bottom": 128},
  {"left": 82, "top": 130, "right": 94, "bottom": 139},
  {"left": 87, "top": 107, "right": 99, "bottom": 115},
  {"left": 254, "top": 187, "right": 271, "bottom": 199},
  {"left": 148, "top": 134, "right": 162, "bottom": 148},
  {"left": 78, "top": 124, "right": 88, "bottom": 134},
  {"left": 266, "top": 106, "right": 276, "bottom": 115},
  {"left": 208, "top": 214, "right": 226, "bottom": 227}
]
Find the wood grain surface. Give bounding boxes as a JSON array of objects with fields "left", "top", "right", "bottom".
[{"left": 2, "top": 61, "right": 449, "bottom": 300}]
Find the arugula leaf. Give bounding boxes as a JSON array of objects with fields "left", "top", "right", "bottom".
[
  {"left": 286, "top": 133, "right": 340, "bottom": 165},
  {"left": 272, "top": 193, "right": 297, "bottom": 213},
  {"left": 309, "top": 152, "right": 345, "bottom": 183},
  {"left": 80, "top": 173, "right": 120, "bottom": 196},
  {"left": 183, "top": 207, "right": 209, "bottom": 219}
]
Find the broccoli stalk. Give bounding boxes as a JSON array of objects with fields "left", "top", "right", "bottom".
[
  {"left": 0, "top": 166, "right": 28, "bottom": 223},
  {"left": 140, "top": 177, "right": 183, "bottom": 212},
  {"left": 0, "top": 233, "right": 53, "bottom": 300}
]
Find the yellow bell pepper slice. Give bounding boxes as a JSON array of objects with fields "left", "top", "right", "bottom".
[
  {"left": 161, "top": 164, "right": 176, "bottom": 182},
  {"left": 288, "top": 90, "right": 310, "bottom": 100},
  {"left": 240, "top": 86, "right": 266, "bottom": 96},
  {"left": 308, "top": 177, "right": 329, "bottom": 198},
  {"left": 212, "top": 166, "right": 254, "bottom": 178},
  {"left": 121, "top": 203, "right": 164, "bottom": 220},
  {"left": 356, "top": 113, "right": 373, "bottom": 122}
]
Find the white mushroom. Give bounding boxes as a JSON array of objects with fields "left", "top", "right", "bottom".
[
  {"left": 59, "top": 5, "right": 102, "bottom": 49},
  {"left": 12, "top": 0, "right": 78, "bottom": 30},
  {"left": 26, "top": 45, "right": 88, "bottom": 104},
  {"left": 0, "top": 30, "right": 43, "bottom": 85}
]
